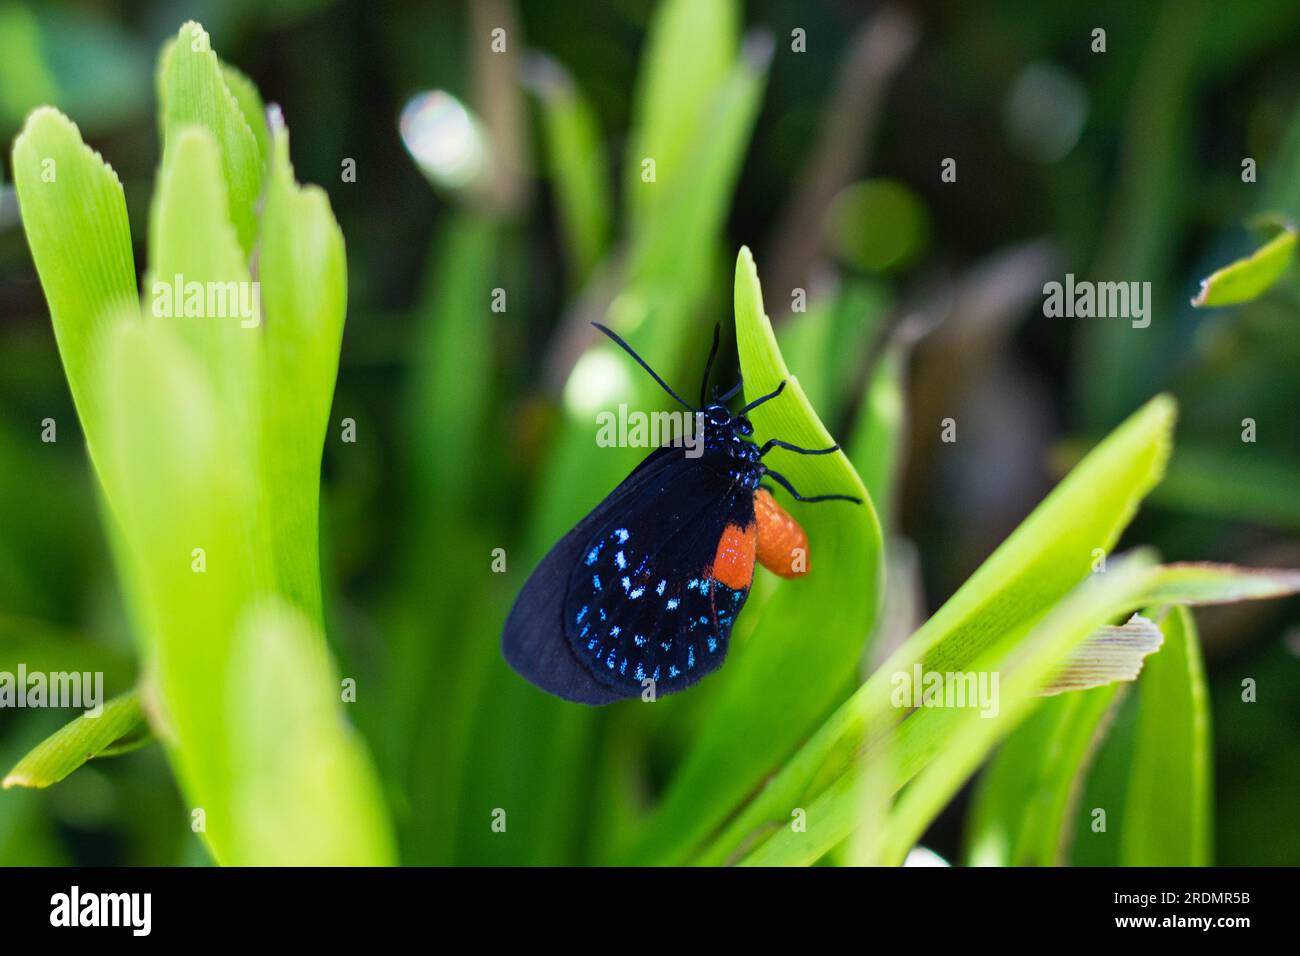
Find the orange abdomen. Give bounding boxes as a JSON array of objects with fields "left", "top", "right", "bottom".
[{"left": 754, "top": 488, "right": 808, "bottom": 578}]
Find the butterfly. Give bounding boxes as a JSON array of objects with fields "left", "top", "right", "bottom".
[{"left": 502, "top": 322, "right": 860, "bottom": 704}]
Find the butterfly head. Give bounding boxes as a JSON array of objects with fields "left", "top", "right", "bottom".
[
  {"left": 703, "top": 403, "right": 759, "bottom": 462},
  {"left": 703, "top": 403, "right": 754, "bottom": 435}
]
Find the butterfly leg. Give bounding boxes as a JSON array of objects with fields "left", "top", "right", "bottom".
[
  {"left": 717, "top": 376, "right": 744, "bottom": 404},
  {"left": 763, "top": 467, "right": 862, "bottom": 504},
  {"left": 738, "top": 380, "right": 786, "bottom": 414},
  {"left": 759, "top": 439, "right": 839, "bottom": 457}
]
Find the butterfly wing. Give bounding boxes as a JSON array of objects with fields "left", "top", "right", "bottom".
[
  {"left": 502, "top": 445, "right": 686, "bottom": 704},
  {"left": 565, "top": 472, "right": 755, "bottom": 699},
  {"left": 503, "top": 447, "right": 757, "bottom": 704}
]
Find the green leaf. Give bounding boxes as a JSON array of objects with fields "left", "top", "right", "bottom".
[
  {"left": 696, "top": 393, "right": 1178, "bottom": 865},
  {"left": 228, "top": 601, "right": 395, "bottom": 865},
  {"left": 961, "top": 613, "right": 1169, "bottom": 865},
  {"left": 847, "top": 343, "right": 906, "bottom": 537},
  {"left": 256, "top": 123, "right": 348, "bottom": 626},
  {"left": 964, "top": 684, "right": 1127, "bottom": 866},
  {"left": 777, "top": 284, "right": 890, "bottom": 425},
  {"left": 404, "top": 216, "right": 497, "bottom": 521},
  {"left": 219, "top": 63, "right": 269, "bottom": 166},
  {"left": 15, "top": 21, "right": 393, "bottom": 865},
  {"left": 156, "top": 22, "right": 263, "bottom": 255},
  {"left": 528, "top": 55, "right": 610, "bottom": 284},
  {"left": 743, "top": 557, "right": 1299, "bottom": 866},
  {"left": 145, "top": 123, "right": 257, "bottom": 417},
  {"left": 389, "top": 214, "right": 500, "bottom": 863},
  {"left": 3, "top": 692, "right": 147, "bottom": 789},
  {"left": 625, "top": 0, "right": 738, "bottom": 228},
  {"left": 95, "top": 314, "right": 253, "bottom": 856},
  {"left": 1191, "top": 226, "right": 1297, "bottom": 307},
  {"left": 624, "top": 35, "right": 769, "bottom": 297},
  {"left": 1072, "top": 4, "right": 1205, "bottom": 427},
  {"left": 622, "top": 248, "right": 884, "bottom": 865},
  {"left": 11, "top": 106, "right": 137, "bottom": 450},
  {"left": 1120, "top": 606, "right": 1212, "bottom": 865}
]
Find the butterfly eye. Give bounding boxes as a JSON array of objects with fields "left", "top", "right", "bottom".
[
  {"left": 707, "top": 405, "right": 730, "bottom": 426},
  {"left": 735, "top": 416, "right": 754, "bottom": 436}
]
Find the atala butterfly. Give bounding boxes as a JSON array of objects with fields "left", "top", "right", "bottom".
[{"left": 502, "top": 322, "right": 860, "bottom": 704}]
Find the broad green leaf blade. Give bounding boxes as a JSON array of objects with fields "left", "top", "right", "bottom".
[
  {"left": 1120, "top": 606, "right": 1212, "bottom": 865},
  {"left": 1191, "top": 227, "right": 1296, "bottom": 307},
  {"left": 228, "top": 602, "right": 395, "bottom": 865},
  {"left": 12, "top": 107, "right": 137, "bottom": 448},
  {"left": 257, "top": 124, "right": 348, "bottom": 626},
  {"left": 146, "top": 124, "right": 258, "bottom": 421},
  {"left": 3, "top": 692, "right": 147, "bottom": 789},
  {"left": 528, "top": 55, "right": 610, "bottom": 284},
  {"left": 964, "top": 684, "right": 1126, "bottom": 866},
  {"left": 157, "top": 22, "right": 263, "bottom": 255},
  {"left": 623, "top": 248, "right": 884, "bottom": 865},
  {"left": 697, "top": 393, "right": 1177, "bottom": 866},
  {"left": 95, "top": 315, "right": 254, "bottom": 860},
  {"left": 625, "top": 0, "right": 738, "bottom": 228}
]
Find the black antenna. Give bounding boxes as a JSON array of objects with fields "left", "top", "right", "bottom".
[
  {"left": 699, "top": 324, "right": 721, "bottom": 407},
  {"left": 591, "top": 323, "right": 696, "bottom": 411}
]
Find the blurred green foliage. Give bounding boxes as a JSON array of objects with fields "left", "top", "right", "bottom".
[{"left": 1, "top": 0, "right": 1298, "bottom": 866}]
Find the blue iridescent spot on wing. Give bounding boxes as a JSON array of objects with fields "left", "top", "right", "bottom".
[{"left": 558, "top": 468, "right": 756, "bottom": 698}]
